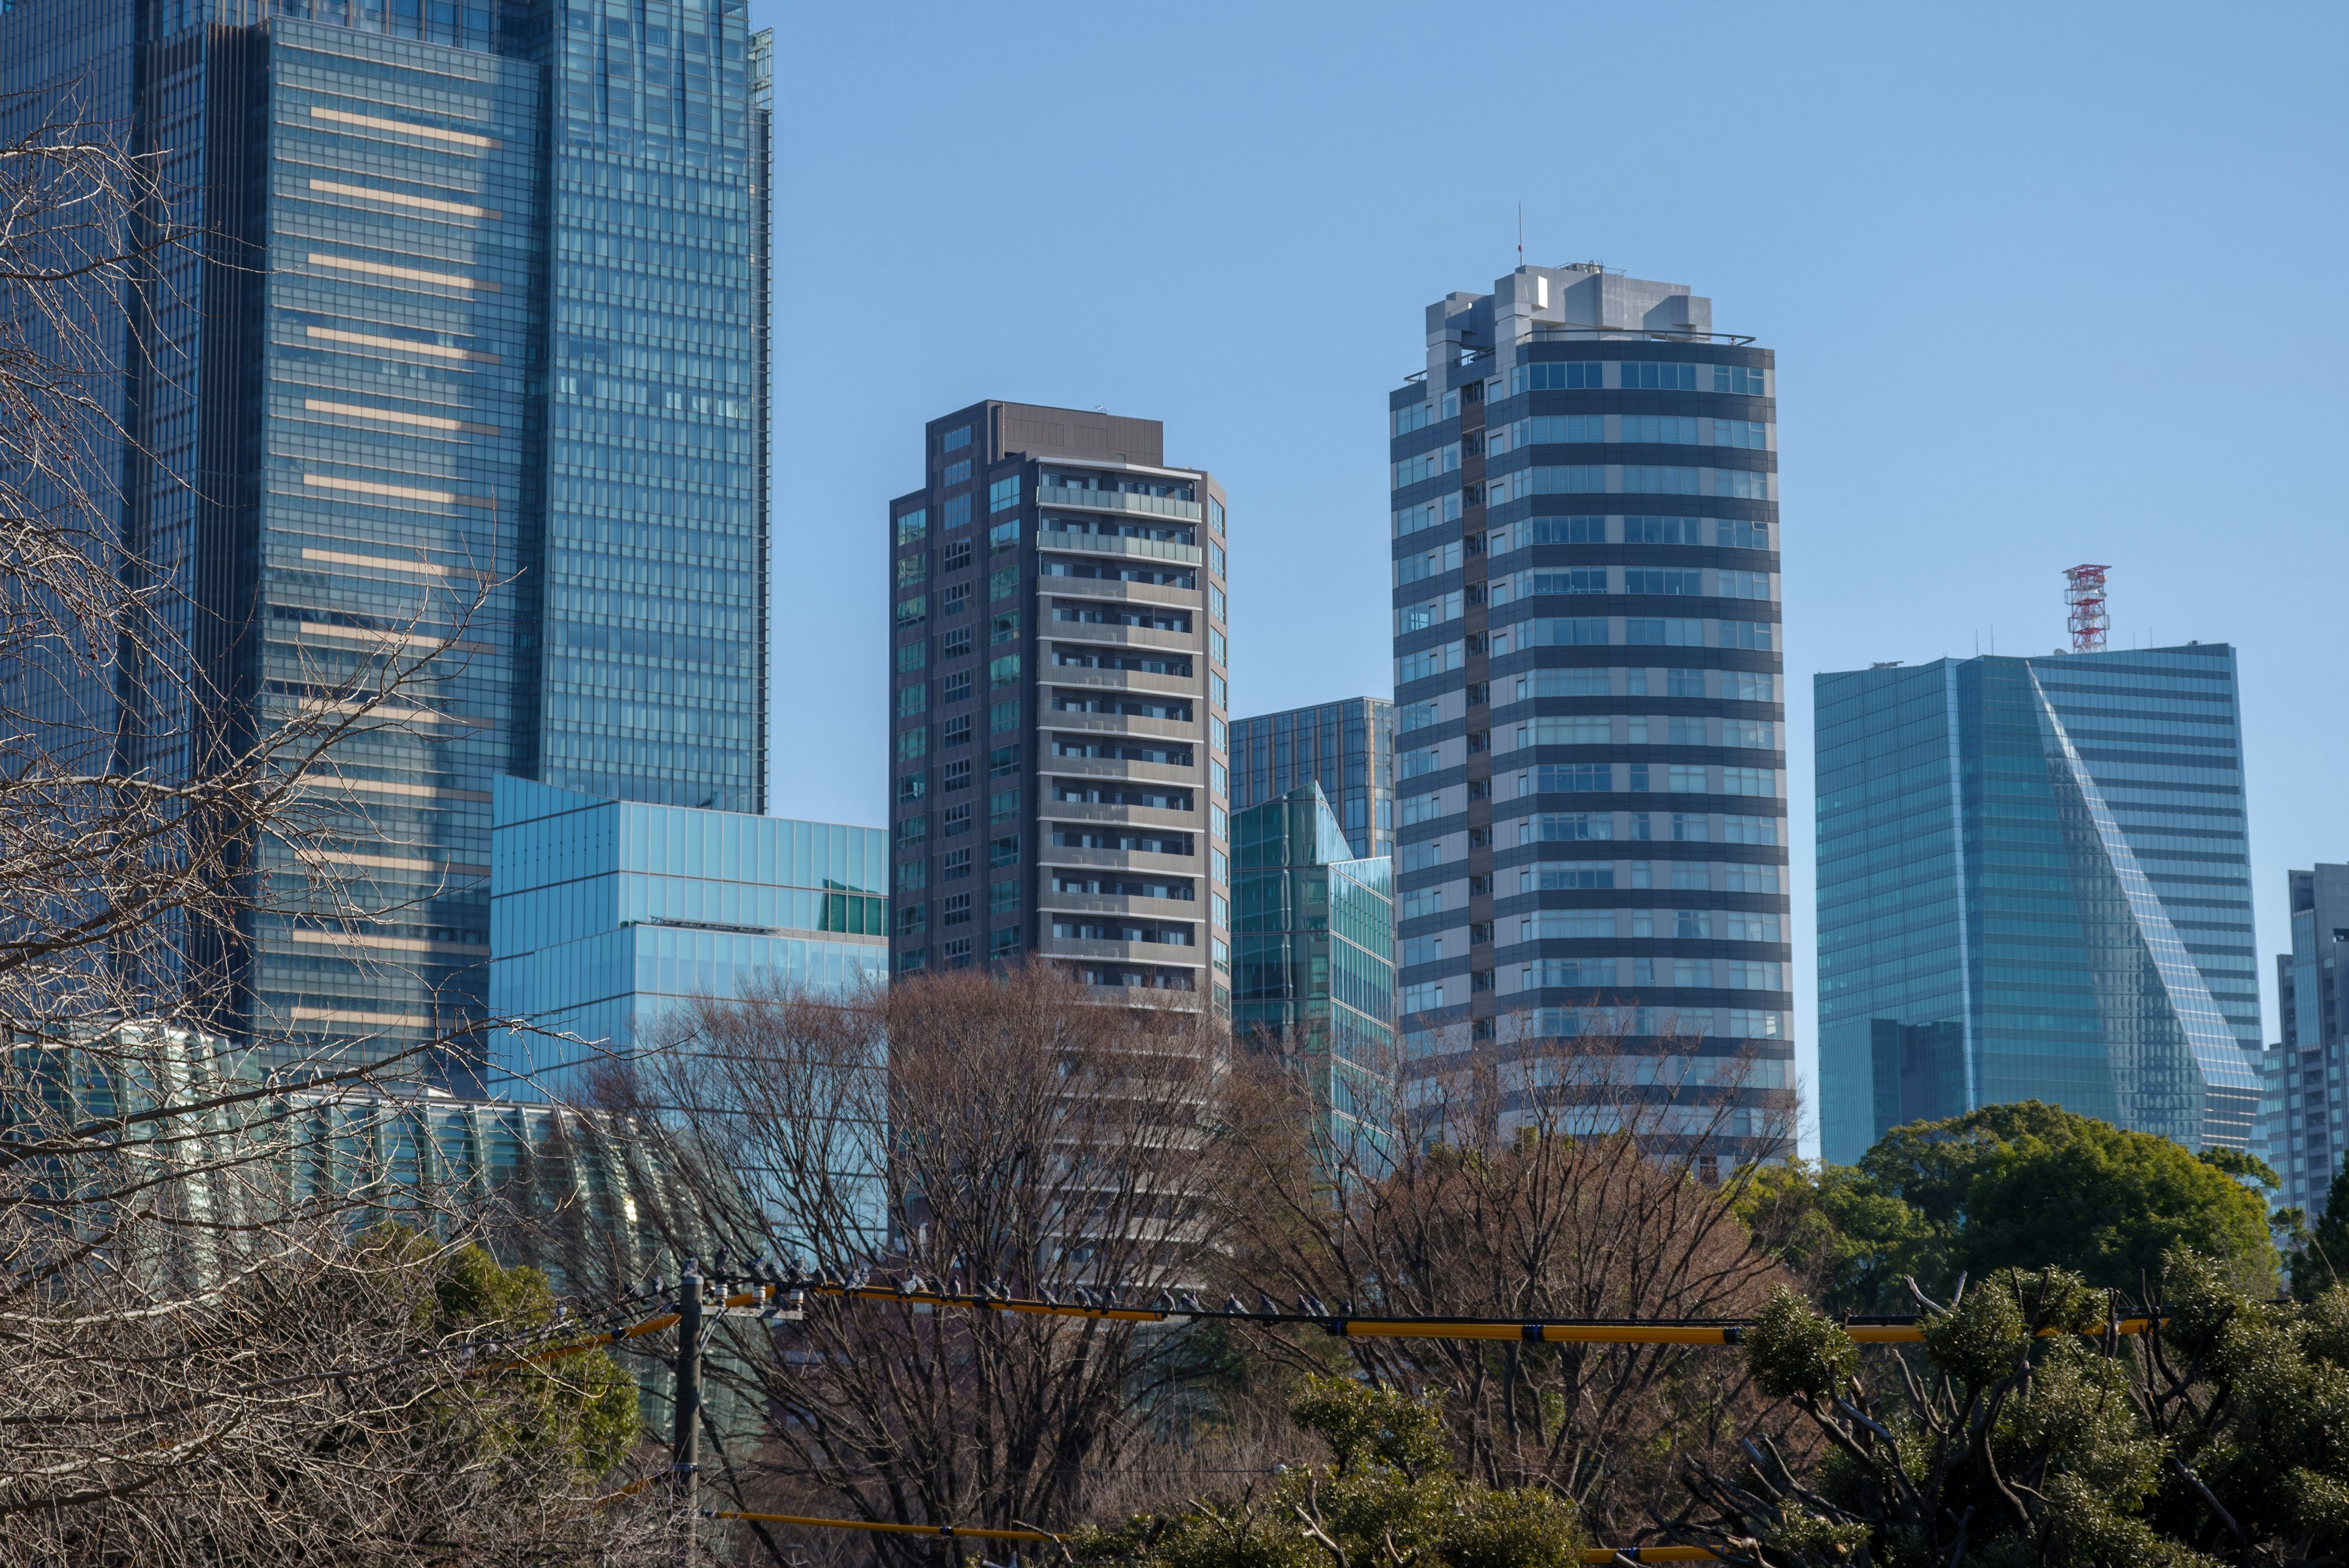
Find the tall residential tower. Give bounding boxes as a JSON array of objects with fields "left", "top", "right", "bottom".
[
  {"left": 0, "top": 0, "right": 773, "bottom": 1068},
  {"left": 1390, "top": 265, "right": 1791, "bottom": 1153},
  {"left": 886, "top": 404, "right": 1230, "bottom": 1014},
  {"left": 1815, "top": 646, "right": 2261, "bottom": 1164}
]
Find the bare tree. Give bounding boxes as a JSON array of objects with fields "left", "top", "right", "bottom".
[
  {"left": 0, "top": 89, "right": 678, "bottom": 1561},
  {"left": 586, "top": 965, "right": 1241, "bottom": 1559},
  {"left": 1210, "top": 1006, "right": 1807, "bottom": 1544}
]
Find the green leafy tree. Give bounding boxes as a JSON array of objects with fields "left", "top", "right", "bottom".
[
  {"left": 1066, "top": 1377, "right": 1587, "bottom": 1568},
  {"left": 1858, "top": 1101, "right": 2279, "bottom": 1297},
  {"left": 1748, "top": 1102, "right": 2280, "bottom": 1310},
  {"left": 2286, "top": 1158, "right": 2349, "bottom": 1298},
  {"left": 1738, "top": 1159, "right": 1939, "bottom": 1313}
]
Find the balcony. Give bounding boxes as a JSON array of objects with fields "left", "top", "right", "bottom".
[
  {"left": 1036, "top": 488, "right": 1203, "bottom": 523},
  {"left": 1036, "top": 844, "right": 1199, "bottom": 877},
  {"left": 1036, "top": 527, "right": 1203, "bottom": 566},
  {"left": 1045, "top": 619, "right": 1198, "bottom": 654},
  {"left": 1041, "top": 709, "right": 1197, "bottom": 741}
]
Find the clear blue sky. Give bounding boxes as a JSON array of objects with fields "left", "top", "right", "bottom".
[{"left": 755, "top": 0, "right": 2348, "bottom": 1151}]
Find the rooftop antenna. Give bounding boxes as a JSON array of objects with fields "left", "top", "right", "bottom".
[
  {"left": 2063, "top": 564, "right": 2110, "bottom": 653},
  {"left": 1517, "top": 204, "right": 1523, "bottom": 268}
]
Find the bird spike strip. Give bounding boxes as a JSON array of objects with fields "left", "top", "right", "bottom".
[
  {"left": 705, "top": 1509, "right": 1720, "bottom": 1562},
  {"left": 528, "top": 1277, "right": 2163, "bottom": 1355},
  {"left": 769, "top": 1277, "right": 2164, "bottom": 1347}
]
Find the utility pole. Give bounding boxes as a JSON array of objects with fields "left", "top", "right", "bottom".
[{"left": 674, "top": 1257, "right": 703, "bottom": 1558}]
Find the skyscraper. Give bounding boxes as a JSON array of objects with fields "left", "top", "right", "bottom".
[
  {"left": 2265, "top": 866, "right": 2349, "bottom": 1214},
  {"left": 1231, "top": 699, "right": 1396, "bottom": 861},
  {"left": 1231, "top": 784, "right": 1396, "bottom": 1161},
  {"left": 1815, "top": 645, "right": 2262, "bottom": 1164},
  {"left": 0, "top": 1, "right": 771, "bottom": 1068},
  {"left": 886, "top": 403, "right": 1230, "bottom": 1014},
  {"left": 1390, "top": 264, "right": 1790, "bottom": 1153}
]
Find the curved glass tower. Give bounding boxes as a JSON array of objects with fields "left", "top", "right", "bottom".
[{"left": 1390, "top": 266, "right": 1791, "bottom": 1158}]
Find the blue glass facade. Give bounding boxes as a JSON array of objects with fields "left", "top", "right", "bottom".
[
  {"left": 1816, "top": 645, "right": 2261, "bottom": 1164},
  {"left": 2263, "top": 866, "right": 2349, "bottom": 1217},
  {"left": 486, "top": 777, "right": 887, "bottom": 1100},
  {"left": 0, "top": 1, "right": 771, "bottom": 1071},
  {"left": 1233, "top": 785, "right": 1397, "bottom": 1159},
  {"left": 1231, "top": 699, "right": 1397, "bottom": 861}
]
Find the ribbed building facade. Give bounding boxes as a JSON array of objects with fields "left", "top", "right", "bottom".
[
  {"left": 886, "top": 403, "right": 1231, "bottom": 1014},
  {"left": 1389, "top": 266, "right": 1791, "bottom": 1154},
  {"left": 0, "top": 0, "right": 771, "bottom": 1069}
]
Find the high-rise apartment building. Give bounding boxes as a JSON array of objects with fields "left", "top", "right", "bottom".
[
  {"left": 2265, "top": 866, "right": 2349, "bottom": 1214},
  {"left": 0, "top": 1, "right": 771, "bottom": 1068},
  {"left": 1231, "top": 699, "right": 1396, "bottom": 860},
  {"left": 1231, "top": 784, "right": 1396, "bottom": 1159},
  {"left": 886, "top": 404, "right": 1230, "bottom": 1013},
  {"left": 1815, "top": 646, "right": 2261, "bottom": 1165},
  {"left": 1390, "top": 265, "right": 1791, "bottom": 1154}
]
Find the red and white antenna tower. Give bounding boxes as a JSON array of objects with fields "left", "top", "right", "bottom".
[{"left": 2063, "top": 564, "right": 2110, "bottom": 653}]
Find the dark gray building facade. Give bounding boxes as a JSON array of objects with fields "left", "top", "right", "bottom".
[
  {"left": 0, "top": 0, "right": 772, "bottom": 1069},
  {"left": 1231, "top": 698, "right": 1395, "bottom": 861},
  {"left": 887, "top": 403, "right": 1230, "bottom": 1015},
  {"left": 1389, "top": 264, "right": 1791, "bottom": 1154}
]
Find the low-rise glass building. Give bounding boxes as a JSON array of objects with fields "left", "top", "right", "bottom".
[
  {"left": 486, "top": 778, "right": 888, "bottom": 1101},
  {"left": 1233, "top": 785, "right": 1397, "bottom": 1162}
]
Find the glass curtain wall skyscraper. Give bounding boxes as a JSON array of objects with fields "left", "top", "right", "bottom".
[
  {"left": 0, "top": 0, "right": 771, "bottom": 1069},
  {"left": 1814, "top": 646, "right": 2260, "bottom": 1164},
  {"left": 1231, "top": 699, "right": 1396, "bottom": 861},
  {"left": 1232, "top": 784, "right": 1396, "bottom": 1162},
  {"left": 1390, "top": 265, "right": 1791, "bottom": 1155},
  {"left": 2264, "top": 866, "right": 2349, "bottom": 1214},
  {"left": 886, "top": 403, "right": 1231, "bottom": 1013}
]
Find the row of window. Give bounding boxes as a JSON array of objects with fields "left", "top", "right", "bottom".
[
  {"left": 1521, "top": 810, "right": 1780, "bottom": 845},
  {"left": 1504, "top": 362, "right": 1767, "bottom": 396},
  {"left": 1497, "top": 566, "right": 1773, "bottom": 602},
  {"left": 1521, "top": 958, "right": 1786, "bottom": 994},
  {"left": 1395, "top": 617, "right": 1776, "bottom": 682},
  {"left": 1489, "top": 516, "right": 1773, "bottom": 551},
  {"left": 1501, "top": 908, "right": 1783, "bottom": 942},
  {"left": 1482, "top": 466, "right": 1772, "bottom": 505},
  {"left": 896, "top": 929, "right": 1030, "bottom": 972},
  {"left": 1505, "top": 716, "right": 1779, "bottom": 750},
  {"left": 1483, "top": 416, "right": 1768, "bottom": 455},
  {"left": 896, "top": 619, "right": 1022, "bottom": 663},
  {"left": 1515, "top": 860, "right": 1784, "bottom": 894},
  {"left": 897, "top": 789, "right": 1023, "bottom": 844}
]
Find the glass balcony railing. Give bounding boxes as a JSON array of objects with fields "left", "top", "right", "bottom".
[
  {"left": 1036, "top": 485, "right": 1203, "bottom": 521},
  {"left": 1036, "top": 529, "right": 1203, "bottom": 566}
]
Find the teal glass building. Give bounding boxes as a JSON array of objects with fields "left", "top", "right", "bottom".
[
  {"left": 1233, "top": 785, "right": 1397, "bottom": 1157},
  {"left": 1232, "top": 699, "right": 1397, "bottom": 861},
  {"left": 486, "top": 778, "right": 888, "bottom": 1100},
  {"left": 0, "top": 1, "right": 771, "bottom": 1071},
  {"left": 1814, "top": 645, "right": 2261, "bottom": 1164}
]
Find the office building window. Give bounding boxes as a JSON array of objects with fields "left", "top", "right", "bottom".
[
  {"left": 944, "top": 495, "right": 971, "bottom": 529},
  {"left": 989, "top": 475, "right": 1022, "bottom": 512},
  {"left": 990, "top": 834, "right": 1020, "bottom": 868},
  {"left": 990, "top": 927, "right": 1021, "bottom": 958},
  {"left": 942, "top": 425, "right": 972, "bottom": 451}
]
